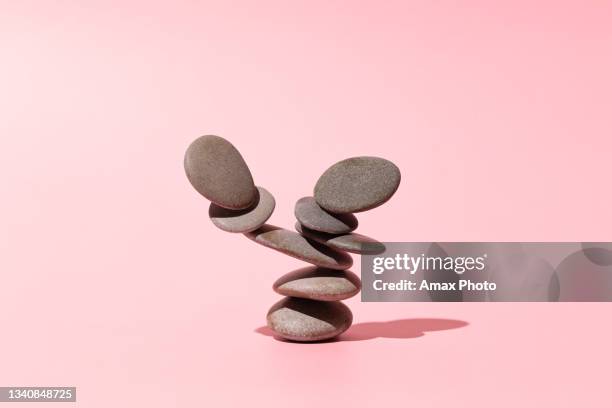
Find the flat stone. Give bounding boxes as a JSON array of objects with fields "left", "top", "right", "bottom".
[
  {"left": 184, "top": 135, "right": 256, "bottom": 209},
  {"left": 314, "top": 156, "right": 400, "bottom": 213},
  {"left": 209, "top": 187, "right": 275, "bottom": 233},
  {"left": 245, "top": 225, "right": 353, "bottom": 270},
  {"left": 273, "top": 266, "right": 361, "bottom": 301},
  {"left": 295, "top": 222, "right": 386, "bottom": 255},
  {"left": 267, "top": 297, "right": 353, "bottom": 342},
  {"left": 294, "top": 196, "right": 357, "bottom": 234}
]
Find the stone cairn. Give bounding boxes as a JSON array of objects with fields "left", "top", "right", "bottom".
[{"left": 185, "top": 135, "right": 400, "bottom": 342}]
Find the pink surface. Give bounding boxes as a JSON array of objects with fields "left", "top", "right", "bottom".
[{"left": 1, "top": 1, "right": 611, "bottom": 406}]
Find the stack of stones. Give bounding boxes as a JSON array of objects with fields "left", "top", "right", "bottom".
[{"left": 184, "top": 135, "right": 401, "bottom": 342}]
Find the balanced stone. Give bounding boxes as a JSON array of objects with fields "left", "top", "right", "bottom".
[
  {"left": 314, "top": 156, "right": 400, "bottom": 213},
  {"left": 273, "top": 266, "right": 361, "bottom": 301},
  {"left": 294, "top": 196, "right": 357, "bottom": 234},
  {"left": 209, "top": 186, "right": 275, "bottom": 233},
  {"left": 245, "top": 225, "right": 353, "bottom": 270},
  {"left": 184, "top": 135, "right": 256, "bottom": 209},
  {"left": 267, "top": 297, "right": 353, "bottom": 342},
  {"left": 295, "top": 222, "right": 385, "bottom": 255}
]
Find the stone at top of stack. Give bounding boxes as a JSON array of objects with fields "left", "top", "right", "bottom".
[
  {"left": 184, "top": 135, "right": 256, "bottom": 210},
  {"left": 184, "top": 135, "right": 275, "bottom": 233},
  {"left": 313, "top": 156, "right": 401, "bottom": 214}
]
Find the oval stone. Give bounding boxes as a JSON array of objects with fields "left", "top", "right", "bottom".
[
  {"left": 267, "top": 297, "right": 353, "bottom": 342},
  {"left": 295, "top": 222, "right": 385, "bottom": 255},
  {"left": 245, "top": 225, "right": 353, "bottom": 270},
  {"left": 314, "top": 156, "right": 401, "bottom": 213},
  {"left": 209, "top": 186, "right": 275, "bottom": 233},
  {"left": 273, "top": 266, "right": 361, "bottom": 301},
  {"left": 184, "top": 135, "right": 256, "bottom": 209},
  {"left": 294, "top": 196, "right": 357, "bottom": 234}
]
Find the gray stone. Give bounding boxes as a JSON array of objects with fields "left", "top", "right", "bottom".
[
  {"left": 314, "top": 156, "right": 400, "bottom": 213},
  {"left": 245, "top": 225, "right": 353, "bottom": 270},
  {"left": 273, "top": 266, "right": 361, "bottom": 301},
  {"left": 295, "top": 222, "right": 385, "bottom": 255},
  {"left": 267, "top": 297, "right": 353, "bottom": 342},
  {"left": 294, "top": 196, "right": 357, "bottom": 234},
  {"left": 209, "top": 187, "right": 275, "bottom": 233},
  {"left": 184, "top": 135, "right": 256, "bottom": 209}
]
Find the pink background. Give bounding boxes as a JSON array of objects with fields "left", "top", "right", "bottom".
[{"left": 1, "top": 1, "right": 611, "bottom": 406}]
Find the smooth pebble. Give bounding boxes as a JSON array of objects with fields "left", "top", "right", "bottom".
[
  {"left": 294, "top": 196, "right": 357, "bottom": 234},
  {"left": 314, "top": 156, "right": 400, "bottom": 213},
  {"left": 209, "top": 186, "right": 275, "bottom": 233},
  {"left": 295, "top": 222, "right": 385, "bottom": 255},
  {"left": 245, "top": 225, "right": 353, "bottom": 270},
  {"left": 184, "top": 135, "right": 256, "bottom": 209},
  {"left": 273, "top": 266, "right": 361, "bottom": 301},
  {"left": 267, "top": 297, "right": 353, "bottom": 342}
]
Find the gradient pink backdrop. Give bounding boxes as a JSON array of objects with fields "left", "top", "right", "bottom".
[{"left": 1, "top": 1, "right": 611, "bottom": 406}]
